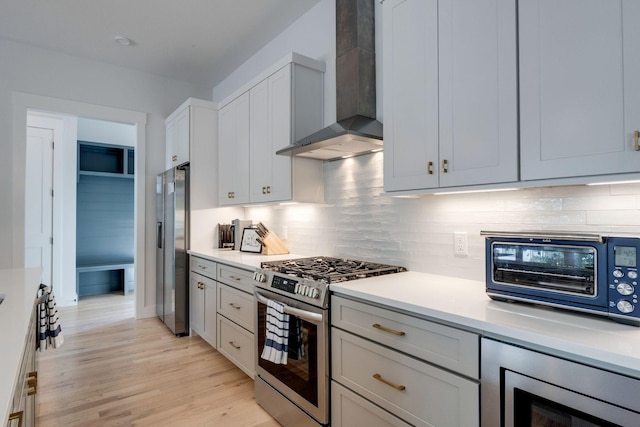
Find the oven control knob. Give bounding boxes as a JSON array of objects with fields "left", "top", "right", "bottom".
[
  {"left": 311, "top": 288, "right": 319, "bottom": 299},
  {"left": 616, "top": 300, "right": 634, "bottom": 314},
  {"left": 299, "top": 285, "right": 308, "bottom": 296},
  {"left": 617, "top": 282, "right": 635, "bottom": 296},
  {"left": 295, "top": 283, "right": 301, "bottom": 294},
  {"left": 253, "top": 272, "right": 267, "bottom": 283},
  {"left": 628, "top": 271, "right": 638, "bottom": 280},
  {"left": 613, "top": 269, "right": 624, "bottom": 278}
]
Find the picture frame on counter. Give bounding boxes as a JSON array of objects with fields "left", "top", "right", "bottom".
[{"left": 240, "top": 228, "right": 262, "bottom": 253}]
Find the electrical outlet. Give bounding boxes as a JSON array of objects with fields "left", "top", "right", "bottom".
[{"left": 454, "top": 232, "right": 468, "bottom": 256}]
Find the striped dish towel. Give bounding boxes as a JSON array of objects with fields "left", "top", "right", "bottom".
[
  {"left": 261, "top": 299, "right": 290, "bottom": 365},
  {"left": 38, "top": 284, "right": 64, "bottom": 351}
]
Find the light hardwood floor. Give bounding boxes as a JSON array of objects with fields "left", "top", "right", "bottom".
[{"left": 36, "top": 293, "right": 280, "bottom": 426}]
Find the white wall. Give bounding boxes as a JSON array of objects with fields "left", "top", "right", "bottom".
[
  {"left": 1, "top": 37, "right": 211, "bottom": 316},
  {"left": 77, "top": 117, "right": 136, "bottom": 146},
  {"left": 216, "top": 0, "right": 640, "bottom": 284}
]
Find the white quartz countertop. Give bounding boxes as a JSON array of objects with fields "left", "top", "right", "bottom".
[
  {"left": 188, "top": 248, "right": 308, "bottom": 270},
  {"left": 0, "top": 268, "right": 42, "bottom": 424},
  {"left": 188, "top": 249, "right": 640, "bottom": 379},
  {"left": 331, "top": 271, "right": 640, "bottom": 380}
]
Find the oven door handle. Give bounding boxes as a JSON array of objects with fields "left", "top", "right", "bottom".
[{"left": 255, "top": 291, "right": 324, "bottom": 324}]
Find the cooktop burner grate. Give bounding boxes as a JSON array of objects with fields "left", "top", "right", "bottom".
[{"left": 260, "top": 256, "right": 406, "bottom": 284}]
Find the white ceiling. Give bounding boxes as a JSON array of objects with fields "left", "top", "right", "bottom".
[{"left": 0, "top": 0, "right": 321, "bottom": 88}]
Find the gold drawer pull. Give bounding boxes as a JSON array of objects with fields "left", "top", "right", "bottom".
[
  {"left": 172, "top": 155, "right": 177, "bottom": 162},
  {"left": 8, "top": 411, "right": 23, "bottom": 427},
  {"left": 228, "top": 341, "right": 241, "bottom": 350},
  {"left": 372, "top": 323, "right": 405, "bottom": 336},
  {"left": 427, "top": 161, "right": 433, "bottom": 175},
  {"left": 228, "top": 275, "right": 242, "bottom": 281},
  {"left": 228, "top": 303, "right": 241, "bottom": 310},
  {"left": 372, "top": 373, "right": 406, "bottom": 391},
  {"left": 441, "top": 159, "right": 448, "bottom": 173}
]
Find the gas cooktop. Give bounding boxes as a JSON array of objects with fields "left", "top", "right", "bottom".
[{"left": 260, "top": 256, "right": 407, "bottom": 285}]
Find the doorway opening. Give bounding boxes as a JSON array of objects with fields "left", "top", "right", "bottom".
[{"left": 14, "top": 93, "right": 147, "bottom": 318}]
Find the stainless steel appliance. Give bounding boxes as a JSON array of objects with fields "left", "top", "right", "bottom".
[
  {"left": 482, "top": 338, "right": 640, "bottom": 426},
  {"left": 482, "top": 231, "right": 640, "bottom": 326},
  {"left": 253, "top": 257, "right": 406, "bottom": 427},
  {"left": 156, "top": 165, "right": 189, "bottom": 336}
]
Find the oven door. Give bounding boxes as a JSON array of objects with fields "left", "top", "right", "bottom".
[
  {"left": 255, "top": 289, "right": 329, "bottom": 424},
  {"left": 482, "top": 338, "right": 640, "bottom": 427}
]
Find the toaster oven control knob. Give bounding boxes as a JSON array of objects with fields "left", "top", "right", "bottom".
[
  {"left": 628, "top": 270, "right": 638, "bottom": 280},
  {"left": 616, "top": 300, "right": 634, "bottom": 314},
  {"left": 613, "top": 269, "right": 624, "bottom": 278},
  {"left": 617, "top": 282, "right": 635, "bottom": 296}
]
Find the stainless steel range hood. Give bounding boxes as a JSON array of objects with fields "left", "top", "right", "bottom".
[{"left": 277, "top": 0, "right": 382, "bottom": 161}]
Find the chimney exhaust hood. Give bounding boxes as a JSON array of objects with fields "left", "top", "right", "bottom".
[{"left": 277, "top": 0, "right": 382, "bottom": 161}]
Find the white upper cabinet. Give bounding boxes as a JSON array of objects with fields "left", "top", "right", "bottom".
[
  {"left": 383, "top": 0, "right": 439, "bottom": 191},
  {"left": 219, "top": 53, "right": 325, "bottom": 206},
  {"left": 249, "top": 66, "right": 294, "bottom": 203},
  {"left": 520, "top": 0, "right": 640, "bottom": 180},
  {"left": 165, "top": 105, "right": 190, "bottom": 169},
  {"left": 384, "top": 0, "right": 518, "bottom": 192},
  {"left": 218, "top": 92, "right": 250, "bottom": 205}
]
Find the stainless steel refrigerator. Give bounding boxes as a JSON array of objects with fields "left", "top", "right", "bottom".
[{"left": 156, "top": 165, "right": 189, "bottom": 336}]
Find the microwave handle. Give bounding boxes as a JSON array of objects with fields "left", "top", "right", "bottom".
[
  {"left": 480, "top": 230, "right": 604, "bottom": 243},
  {"left": 255, "top": 291, "right": 323, "bottom": 324}
]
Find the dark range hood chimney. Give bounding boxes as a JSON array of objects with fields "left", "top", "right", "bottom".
[{"left": 277, "top": 0, "right": 383, "bottom": 161}]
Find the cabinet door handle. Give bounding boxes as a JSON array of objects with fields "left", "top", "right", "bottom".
[
  {"left": 8, "top": 411, "right": 23, "bottom": 427},
  {"left": 266, "top": 186, "right": 271, "bottom": 194},
  {"left": 441, "top": 159, "right": 448, "bottom": 173},
  {"left": 197, "top": 281, "right": 205, "bottom": 290},
  {"left": 372, "top": 373, "right": 406, "bottom": 391},
  {"left": 427, "top": 161, "right": 433, "bottom": 175},
  {"left": 228, "top": 341, "right": 241, "bottom": 350},
  {"left": 372, "top": 323, "right": 406, "bottom": 336},
  {"left": 635, "top": 130, "right": 639, "bottom": 151},
  {"left": 262, "top": 186, "right": 267, "bottom": 194},
  {"left": 172, "top": 155, "right": 177, "bottom": 162},
  {"left": 228, "top": 303, "right": 241, "bottom": 310},
  {"left": 228, "top": 275, "right": 242, "bottom": 281},
  {"left": 27, "top": 378, "right": 37, "bottom": 396}
]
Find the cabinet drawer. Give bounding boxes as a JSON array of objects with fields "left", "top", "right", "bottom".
[
  {"left": 190, "top": 256, "right": 217, "bottom": 280},
  {"left": 331, "top": 295, "right": 479, "bottom": 379},
  {"left": 218, "top": 283, "right": 254, "bottom": 332},
  {"left": 332, "top": 328, "right": 479, "bottom": 427},
  {"left": 217, "top": 315, "right": 255, "bottom": 378},
  {"left": 331, "top": 381, "right": 412, "bottom": 427},
  {"left": 217, "top": 263, "right": 254, "bottom": 293}
]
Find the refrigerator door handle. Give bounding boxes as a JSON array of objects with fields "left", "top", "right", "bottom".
[{"left": 157, "top": 221, "right": 163, "bottom": 249}]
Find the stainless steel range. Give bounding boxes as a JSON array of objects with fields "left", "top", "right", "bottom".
[{"left": 253, "top": 257, "right": 406, "bottom": 427}]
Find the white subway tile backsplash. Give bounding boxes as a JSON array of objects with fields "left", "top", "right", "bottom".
[{"left": 245, "top": 153, "right": 640, "bottom": 282}]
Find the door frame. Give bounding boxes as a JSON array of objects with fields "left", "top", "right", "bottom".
[{"left": 12, "top": 92, "right": 147, "bottom": 316}]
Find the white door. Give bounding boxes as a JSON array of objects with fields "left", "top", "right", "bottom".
[{"left": 25, "top": 126, "right": 54, "bottom": 287}]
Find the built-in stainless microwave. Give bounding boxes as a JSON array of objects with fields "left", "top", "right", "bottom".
[{"left": 482, "top": 231, "right": 640, "bottom": 326}]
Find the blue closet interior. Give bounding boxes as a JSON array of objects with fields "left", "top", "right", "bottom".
[{"left": 76, "top": 141, "right": 135, "bottom": 297}]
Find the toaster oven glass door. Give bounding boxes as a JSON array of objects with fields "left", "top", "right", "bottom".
[{"left": 490, "top": 242, "right": 597, "bottom": 297}]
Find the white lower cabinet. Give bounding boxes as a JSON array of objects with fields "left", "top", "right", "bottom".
[
  {"left": 331, "top": 295, "right": 480, "bottom": 427},
  {"left": 331, "top": 382, "right": 411, "bottom": 427},
  {"left": 190, "top": 257, "right": 256, "bottom": 377},
  {"left": 189, "top": 271, "right": 217, "bottom": 348},
  {"left": 217, "top": 315, "right": 255, "bottom": 378},
  {"left": 216, "top": 263, "right": 256, "bottom": 378}
]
